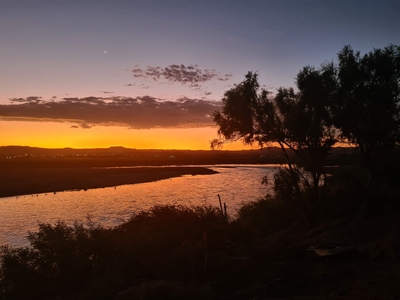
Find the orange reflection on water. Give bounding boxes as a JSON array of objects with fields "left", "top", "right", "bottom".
[{"left": 0, "top": 165, "right": 277, "bottom": 247}]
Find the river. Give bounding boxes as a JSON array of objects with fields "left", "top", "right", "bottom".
[{"left": 0, "top": 165, "right": 279, "bottom": 247}]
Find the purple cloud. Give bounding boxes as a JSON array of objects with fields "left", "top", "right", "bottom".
[
  {"left": 129, "top": 64, "right": 233, "bottom": 89},
  {"left": 0, "top": 95, "right": 222, "bottom": 129}
]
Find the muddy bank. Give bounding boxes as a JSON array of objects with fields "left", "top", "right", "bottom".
[{"left": 0, "top": 166, "right": 218, "bottom": 198}]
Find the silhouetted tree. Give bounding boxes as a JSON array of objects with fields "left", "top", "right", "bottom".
[
  {"left": 330, "top": 44, "right": 400, "bottom": 185},
  {"left": 212, "top": 69, "right": 337, "bottom": 221}
]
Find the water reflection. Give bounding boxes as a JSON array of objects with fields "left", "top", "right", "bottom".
[{"left": 0, "top": 165, "right": 278, "bottom": 247}]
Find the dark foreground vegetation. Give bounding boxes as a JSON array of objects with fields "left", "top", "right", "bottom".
[
  {"left": 2, "top": 164, "right": 400, "bottom": 299},
  {"left": 1, "top": 44, "right": 400, "bottom": 299}
]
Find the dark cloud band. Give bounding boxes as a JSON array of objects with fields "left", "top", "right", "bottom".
[{"left": 0, "top": 96, "right": 221, "bottom": 129}]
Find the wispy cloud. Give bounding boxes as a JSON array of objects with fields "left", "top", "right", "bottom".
[
  {"left": 0, "top": 96, "right": 221, "bottom": 129},
  {"left": 127, "top": 64, "right": 232, "bottom": 91},
  {"left": 99, "top": 91, "right": 114, "bottom": 94},
  {"left": 10, "top": 96, "right": 43, "bottom": 103},
  {"left": 70, "top": 122, "right": 93, "bottom": 129}
]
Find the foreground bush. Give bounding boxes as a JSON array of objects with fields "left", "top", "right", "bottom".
[
  {"left": 0, "top": 205, "right": 228, "bottom": 300},
  {"left": 234, "top": 195, "right": 300, "bottom": 238}
]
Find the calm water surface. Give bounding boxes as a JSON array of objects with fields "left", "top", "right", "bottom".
[{"left": 0, "top": 165, "right": 278, "bottom": 247}]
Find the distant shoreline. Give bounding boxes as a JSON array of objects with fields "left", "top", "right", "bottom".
[
  {"left": 0, "top": 166, "right": 218, "bottom": 198},
  {"left": 0, "top": 145, "right": 356, "bottom": 198}
]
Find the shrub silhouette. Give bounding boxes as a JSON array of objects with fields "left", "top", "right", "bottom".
[{"left": 0, "top": 205, "right": 228, "bottom": 299}]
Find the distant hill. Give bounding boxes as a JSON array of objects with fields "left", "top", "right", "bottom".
[
  {"left": 0, "top": 145, "right": 359, "bottom": 166},
  {"left": 0, "top": 146, "right": 136, "bottom": 156},
  {"left": 0, "top": 145, "right": 357, "bottom": 155}
]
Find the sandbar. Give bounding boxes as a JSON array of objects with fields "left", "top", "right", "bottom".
[{"left": 0, "top": 166, "right": 218, "bottom": 198}]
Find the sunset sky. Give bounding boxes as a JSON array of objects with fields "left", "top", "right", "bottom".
[{"left": 1, "top": 0, "right": 399, "bottom": 150}]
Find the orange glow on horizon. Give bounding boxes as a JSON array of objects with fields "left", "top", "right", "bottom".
[{"left": 0, "top": 120, "right": 257, "bottom": 150}]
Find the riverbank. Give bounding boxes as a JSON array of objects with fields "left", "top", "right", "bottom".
[{"left": 0, "top": 166, "right": 218, "bottom": 198}]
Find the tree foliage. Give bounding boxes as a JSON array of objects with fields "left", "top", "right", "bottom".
[
  {"left": 213, "top": 44, "right": 400, "bottom": 214},
  {"left": 329, "top": 44, "right": 400, "bottom": 183},
  {"left": 212, "top": 69, "right": 337, "bottom": 219}
]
